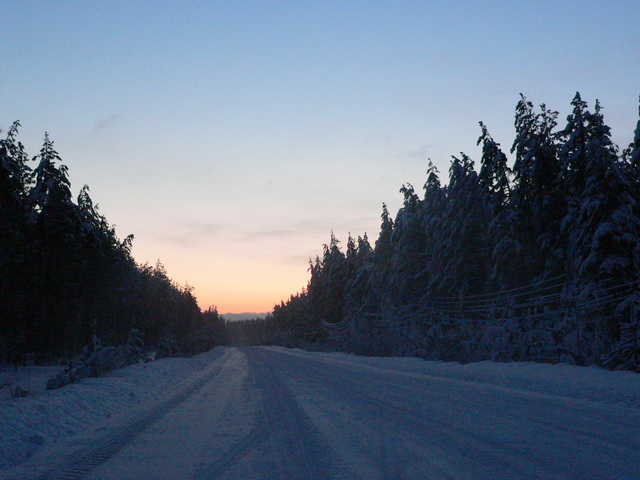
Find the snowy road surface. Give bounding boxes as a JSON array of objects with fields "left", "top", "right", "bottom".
[{"left": 3, "top": 346, "right": 640, "bottom": 479}]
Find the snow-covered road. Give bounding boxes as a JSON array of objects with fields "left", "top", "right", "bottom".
[{"left": 3, "top": 346, "right": 640, "bottom": 479}]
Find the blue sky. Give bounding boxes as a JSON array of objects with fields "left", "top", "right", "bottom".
[{"left": 2, "top": 1, "right": 639, "bottom": 312}]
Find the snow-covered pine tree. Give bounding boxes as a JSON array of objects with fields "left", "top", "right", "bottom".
[
  {"left": 305, "top": 232, "right": 347, "bottom": 332},
  {"left": 27, "top": 134, "right": 88, "bottom": 360},
  {"left": 622, "top": 97, "right": 640, "bottom": 219},
  {"left": 0, "top": 122, "right": 31, "bottom": 272},
  {"left": 351, "top": 233, "right": 374, "bottom": 316},
  {"left": 509, "top": 96, "right": 565, "bottom": 280},
  {"left": 420, "top": 160, "right": 447, "bottom": 296},
  {"left": 572, "top": 100, "right": 640, "bottom": 354},
  {"left": 476, "top": 119, "right": 530, "bottom": 294},
  {"left": 343, "top": 233, "right": 372, "bottom": 320},
  {"left": 438, "top": 153, "right": 490, "bottom": 298},
  {"left": 389, "top": 183, "right": 427, "bottom": 306},
  {"left": 0, "top": 122, "right": 31, "bottom": 363},
  {"left": 75, "top": 185, "right": 132, "bottom": 345},
  {"left": 368, "top": 203, "right": 395, "bottom": 313},
  {"left": 477, "top": 121, "right": 511, "bottom": 209},
  {"left": 558, "top": 93, "right": 590, "bottom": 199},
  {"left": 624, "top": 96, "right": 640, "bottom": 171}
]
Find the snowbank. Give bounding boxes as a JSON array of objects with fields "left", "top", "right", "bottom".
[
  {"left": 0, "top": 348, "right": 224, "bottom": 471},
  {"left": 271, "top": 347, "right": 640, "bottom": 409}
]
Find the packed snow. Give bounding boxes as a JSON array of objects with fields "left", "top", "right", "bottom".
[
  {"left": 2, "top": 347, "right": 639, "bottom": 479},
  {"left": 0, "top": 349, "right": 225, "bottom": 473}
]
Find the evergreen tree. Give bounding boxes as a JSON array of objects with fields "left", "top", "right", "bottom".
[
  {"left": 369, "top": 204, "right": 395, "bottom": 311},
  {"left": 305, "top": 232, "right": 348, "bottom": 333},
  {"left": 389, "top": 184, "right": 427, "bottom": 305},
  {"left": 572, "top": 101, "right": 639, "bottom": 337},
  {"left": 419, "top": 160, "right": 447, "bottom": 295},
  {"left": 351, "top": 234, "right": 374, "bottom": 312},
  {"left": 623, "top": 96, "right": 640, "bottom": 171},
  {"left": 0, "top": 122, "right": 31, "bottom": 363},
  {"left": 477, "top": 122, "right": 511, "bottom": 208},
  {"left": 512, "top": 96, "right": 563, "bottom": 273},
  {"left": 623, "top": 97, "right": 640, "bottom": 218},
  {"left": 552, "top": 97, "right": 640, "bottom": 364},
  {"left": 26, "top": 134, "right": 86, "bottom": 360},
  {"left": 558, "top": 93, "right": 590, "bottom": 198},
  {"left": 438, "top": 154, "right": 490, "bottom": 297}
]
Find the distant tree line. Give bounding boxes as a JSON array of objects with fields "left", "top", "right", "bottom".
[
  {"left": 0, "top": 124, "right": 225, "bottom": 365},
  {"left": 255, "top": 93, "right": 640, "bottom": 371}
]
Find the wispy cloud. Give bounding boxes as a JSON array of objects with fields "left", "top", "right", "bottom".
[
  {"left": 185, "top": 222, "right": 225, "bottom": 237},
  {"left": 159, "top": 221, "right": 226, "bottom": 247},
  {"left": 397, "top": 144, "right": 432, "bottom": 160},
  {"left": 243, "top": 228, "right": 299, "bottom": 240},
  {"left": 89, "top": 114, "right": 121, "bottom": 137}
]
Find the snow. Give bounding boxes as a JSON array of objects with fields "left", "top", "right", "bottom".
[
  {"left": 0, "top": 348, "right": 225, "bottom": 472},
  {"left": 2, "top": 347, "right": 640, "bottom": 479},
  {"left": 0, "top": 365, "right": 61, "bottom": 401},
  {"left": 286, "top": 348, "right": 640, "bottom": 409}
]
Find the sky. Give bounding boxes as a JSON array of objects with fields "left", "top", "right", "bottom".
[{"left": 2, "top": 1, "right": 639, "bottom": 314}]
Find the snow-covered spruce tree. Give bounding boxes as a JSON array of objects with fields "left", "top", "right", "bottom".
[
  {"left": 624, "top": 96, "right": 640, "bottom": 167},
  {"left": 368, "top": 203, "right": 395, "bottom": 313},
  {"left": 324, "top": 232, "right": 360, "bottom": 348},
  {"left": 607, "top": 99, "right": 640, "bottom": 370},
  {"left": 375, "top": 184, "right": 430, "bottom": 354},
  {"left": 270, "top": 291, "right": 310, "bottom": 345},
  {"left": 477, "top": 122, "right": 511, "bottom": 209},
  {"left": 26, "top": 134, "right": 88, "bottom": 361},
  {"left": 342, "top": 233, "right": 373, "bottom": 321},
  {"left": 350, "top": 233, "right": 374, "bottom": 315},
  {"left": 476, "top": 120, "right": 529, "bottom": 293},
  {"left": 437, "top": 153, "right": 491, "bottom": 298},
  {"left": 413, "top": 161, "right": 451, "bottom": 358},
  {"left": 323, "top": 232, "right": 348, "bottom": 325},
  {"left": 622, "top": 97, "right": 640, "bottom": 218},
  {"left": 0, "top": 122, "right": 31, "bottom": 363},
  {"left": 350, "top": 233, "right": 377, "bottom": 348},
  {"left": 75, "top": 185, "right": 130, "bottom": 345},
  {"left": 343, "top": 233, "right": 359, "bottom": 318},
  {"left": 305, "top": 231, "right": 348, "bottom": 341},
  {"left": 389, "top": 183, "right": 428, "bottom": 307},
  {"left": 556, "top": 96, "right": 640, "bottom": 365},
  {"left": 577, "top": 101, "right": 639, "bottom": 360},
  {"left": 474, "top": 120, "right": 542, "bottom": 361},
  {"left": 418, "top": 154, "right": 491, "bottom": 361},
  {"left": 558, "top": 93, "right": 590, "bottom": 200},
  {"left": 419, "top": 160, "right": 447, "bottom": 297},
  {"left": 508, "top": 96, "right": 565, "bottom": 283},
  {"left": 304, "top": 255, "right": 324, "bottom": 338}
]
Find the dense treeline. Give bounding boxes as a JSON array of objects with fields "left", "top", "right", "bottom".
[
  {"left": 0, "top": 124, "right": 224, "bottom": 365},
  {"left": 258, "top": 94, "right": 640, "bottom": 371}
]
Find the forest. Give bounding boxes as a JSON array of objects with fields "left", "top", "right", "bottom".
[
  {"left": 0, "top": 125, "right": 225, "bottom": 365},
  {"left": 3, "top": 92, "right": 640, "bottom": 372},
  {"left": 232, "top": 93, "right": 640, "bottom": 372}
]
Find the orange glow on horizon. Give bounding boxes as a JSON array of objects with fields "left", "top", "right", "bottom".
[{"left": 133, "top": 243, "right": 312, "bottom": 315}]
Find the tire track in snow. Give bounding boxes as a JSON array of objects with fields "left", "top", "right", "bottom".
[
  {"left": 192, "top": 347, "right": 331, "bottom": 480},
  {"left": 268, "top": 348, "right": 640, "bottom": 479},
  {"left": 245, "top": 348, "right": 331, "bottom": 480},
  {"left": 283, "top": 353, "right": 577, "bottom": 478},
  {"left": 37, "top": 350, "right": 232, "bottom": 480},
  {"left": 191, "top": 358, "right": 268, "bottom": 480}
]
